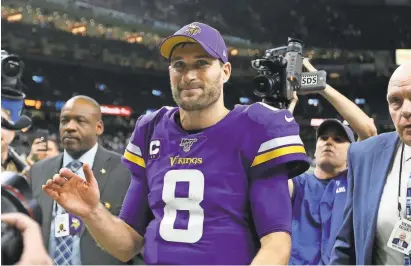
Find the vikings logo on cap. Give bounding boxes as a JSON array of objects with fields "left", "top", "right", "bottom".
[
  {"left": 159, "top": 22, "right": 228, "bottom": 63},
  {"left": 185, "top": 23, "right": 201, "bottom": 36}
]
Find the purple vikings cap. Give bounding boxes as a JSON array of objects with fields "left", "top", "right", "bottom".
[
  {"left": 316, "top": 119, "right": 355, "bottom": 143},
  {"left": 159, "top": 22, "right": 228, "bottom": 63}
]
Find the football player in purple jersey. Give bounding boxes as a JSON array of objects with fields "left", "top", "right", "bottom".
[{"left": 43, "top": 22, "right": 310, "bottom": 265}]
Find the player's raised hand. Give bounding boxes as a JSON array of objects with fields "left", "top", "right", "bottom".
[{"left": 42, "top": 163, "right": 100, "bottom": 218}]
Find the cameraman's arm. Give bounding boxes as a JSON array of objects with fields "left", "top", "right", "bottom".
[
  {"left": 1, "top": 213, "right": 53, "bottom": 265},
  {"left": 319, "top": 85, "right": 377, "bottom": 140},
  {"left": 303, "top": 59, "right": 377, "bottom": 140},
  {"left": 288, "top": 92, "right": 298, "bottom": 114}
]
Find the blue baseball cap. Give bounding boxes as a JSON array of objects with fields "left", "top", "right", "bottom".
[
  {"left": 317, "top": 119, "right": 355, "bottom": 143},
  {"left": 159, "top": 22, "right": 228, "bottom": 63}
]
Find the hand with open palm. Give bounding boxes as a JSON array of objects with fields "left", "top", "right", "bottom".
[{"left": 42, "top": 163, "right": 100, "bottom": 218}]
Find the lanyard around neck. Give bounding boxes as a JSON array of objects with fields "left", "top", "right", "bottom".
[{"left": 399, "top": 143, "right": 405, "bottom": 216}]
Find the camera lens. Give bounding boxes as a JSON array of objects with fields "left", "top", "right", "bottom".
[
  {"left": 1, "top": 56, "right": 22, "bottom": 78},
  {"left": 1, "top": 172, "right": 42, "bottom": 265},
  {"left": 253, "top": 75, "right": 276, "bottom": 97}
]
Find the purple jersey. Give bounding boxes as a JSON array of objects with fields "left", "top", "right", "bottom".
[{"left": 120, "top": 103, "right": 309, "bottom": 264}]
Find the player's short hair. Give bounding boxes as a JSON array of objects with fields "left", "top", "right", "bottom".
[{"left": 169, "top": 42, "right": 224, "bottom": 67}]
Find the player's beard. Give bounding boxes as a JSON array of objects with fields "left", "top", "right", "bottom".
[{"left": 171, "top": 74, "right": 222, "bottom": 111}]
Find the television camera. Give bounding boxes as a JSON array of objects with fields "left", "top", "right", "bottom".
[{"left": 251, "top": 38, "right": 327, "bottom": 109}]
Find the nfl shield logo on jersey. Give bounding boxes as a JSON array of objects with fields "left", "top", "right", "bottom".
[{"left": 180, "top": 138, "right": 197, "bottom": 152}]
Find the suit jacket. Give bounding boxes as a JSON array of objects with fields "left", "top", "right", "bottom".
[
  {"left": 392, "top": 238, "right": 409, "bottom": 248},
  {"left": 330, "top": 132, "right": 399, "bottom": 265},
  {"left": 29, "top": 145, "right": 136, "bottom": 265}
]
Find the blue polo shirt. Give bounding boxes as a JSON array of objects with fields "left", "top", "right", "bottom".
[{"left": 290, "top": 171, "right": 348, "bottom": 265}]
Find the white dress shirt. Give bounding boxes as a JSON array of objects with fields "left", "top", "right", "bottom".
[
  {"left": 62, "top": 143, "right": 98, "bottom": 180},
  {"left": 375, "top": 143, "right": 411, "bottom": 265},
  {"left": 48, "top": 143, "right": 99, "bottom": 265}
]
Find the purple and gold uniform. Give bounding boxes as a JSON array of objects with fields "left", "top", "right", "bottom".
[{"left": 120, "top": 103, "right": 309, "bottom": 264}]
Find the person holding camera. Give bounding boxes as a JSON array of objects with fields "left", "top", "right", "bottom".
[
  {"left": 1, "top": 50, "right": 32, "bottom": 174},
  {"left": 20, "top": 136, "right": 60, "bottom": 178},
  {"left": 287, "top": 59, "right": 377, "bottom": 265},
  {"left": 26, "top": 137, "right": 60, "bottom": 166},
  {"left": 1, "top": 50, "right": 51, "bottom": 266},
  {"left": 1, "top": 213, "right": 53, "bottom": 265}
]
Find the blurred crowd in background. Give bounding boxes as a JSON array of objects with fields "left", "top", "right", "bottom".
[{"left": 2, "top": 0, "right": 411, "bottom": 164}]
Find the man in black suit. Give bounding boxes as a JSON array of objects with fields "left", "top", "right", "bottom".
[
  {"left": 392, "top": 232, "right": 409, "bottom": 249},
  {"left": 29, "top": 95, "right": 142, "bottom": 265}
]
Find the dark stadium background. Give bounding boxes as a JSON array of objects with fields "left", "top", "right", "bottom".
[{"left": 2, "top": 0, "right": 411, "bottom": 161}]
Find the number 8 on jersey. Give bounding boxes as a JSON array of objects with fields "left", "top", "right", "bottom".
[{"left": 159, "top": 169, "right": 205, "bottom": 243}]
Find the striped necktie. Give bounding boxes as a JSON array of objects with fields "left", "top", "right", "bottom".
[{"left": 53, "top": 160, "right": 82, "bottom": 265}]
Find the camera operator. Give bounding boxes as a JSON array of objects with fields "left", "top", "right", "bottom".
[
  {"left": 1, "top": 50, "right": 47, "bottom": 265},
  {"left": 1, "top": 50, "right": 32, "bottom": 175},
  {"left": 2, "top": 213, "right": 53, "bottom": 265},
  {"left": 287, "top": 59, "right": 377, "bottom": 265}
]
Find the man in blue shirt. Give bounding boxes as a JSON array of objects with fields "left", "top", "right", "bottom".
[
  {"left": 290, "top": 119, "right": 353, "bottom": 265},
  {"left": 287, "top": 59, "right": 377, "bottom": 265}
]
